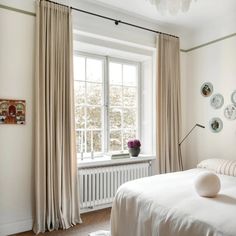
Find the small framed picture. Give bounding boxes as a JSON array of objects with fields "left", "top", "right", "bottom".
[{"left": 0, "top": 99, "right": 26, "bottom": 125}]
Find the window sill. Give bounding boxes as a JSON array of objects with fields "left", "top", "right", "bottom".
[{"left": 77, "top": 154, "right": 156, "bottom": 169}]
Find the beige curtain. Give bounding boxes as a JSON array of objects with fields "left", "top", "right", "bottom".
[
  {"left": 34, "top": 0, "right": 81, "bottom": 233},
  {"left": 156, "top": 34, "right": 183, "bottom": 174}
]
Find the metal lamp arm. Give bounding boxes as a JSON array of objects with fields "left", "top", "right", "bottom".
[{"left": 179, "top": 124, "right": 205, "bottom": 146}]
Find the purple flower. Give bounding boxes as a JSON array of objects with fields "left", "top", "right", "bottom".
[{"left": 127, "top": 139, "right": 141, "bottom": 148}]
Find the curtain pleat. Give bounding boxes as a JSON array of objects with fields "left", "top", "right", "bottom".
[
  {"left": 34, "top": 0, "right": 81, "bottom": 233},
  {"left": 156, "top": 34, "right": 183, "bottom": 174}
]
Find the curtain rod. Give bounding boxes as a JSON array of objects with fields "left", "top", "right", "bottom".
[{"left": 44, "top": 0, "right": 179, "bottom": 39}]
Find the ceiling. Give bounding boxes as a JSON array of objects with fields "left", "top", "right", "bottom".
[{"left": 83, "top": 0, "right": 236, "bottom": 31}]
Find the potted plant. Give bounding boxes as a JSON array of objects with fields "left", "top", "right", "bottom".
[{"left": 127, "top": 139, "right": 141, "bottom": 157}]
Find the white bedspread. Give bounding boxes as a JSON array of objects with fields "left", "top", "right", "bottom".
[{"left": 111, "top": 169, "right": 236, "bottom": 236}]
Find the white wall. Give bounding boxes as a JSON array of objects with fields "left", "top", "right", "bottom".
[
  {"left": 0, "top": 7, "right": 35, "bottom": 236},
  {"left": 185, "top": 14, "right": 236, "bottom": 50},
  {"left": 2, "top": 0, "right": 236, "bottom": 234},
  {"left": 0, "top": 0, "right": 182, "bottom": 235},
  {"left": 181, "top": 36, "right": 236, "bottom": 169}
]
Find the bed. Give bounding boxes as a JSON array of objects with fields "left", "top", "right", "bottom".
[{"left": 111, "top": 160, "right": 236, "bottom": 236}]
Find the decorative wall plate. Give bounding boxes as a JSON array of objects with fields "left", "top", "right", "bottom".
[
  {"left": 201, "top": 82, "right": 213, "bottom": 97},
  {"left": 210, "top": 93, "right": 224, "bottom": 109},
  {"left": 209, "top": 118, "right": 223, "bottom": 133},
  {"left": 224, "top": 104, "right": 236, "bottom": 120},
  {"left": 231, "top": 90, "right": 236, "bottom": 105}
]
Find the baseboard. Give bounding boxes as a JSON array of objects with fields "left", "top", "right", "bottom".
[
  {"left": 0, "top": 219, "right": 33, "bottom": 236},
  {"left": 80, "top": 203, "right": 112, "bottom": 214}
]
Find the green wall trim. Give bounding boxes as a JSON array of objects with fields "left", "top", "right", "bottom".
[
  {"left": 0, "top": 4, "right": 36, "bottom": 16},
  {"left": 181, "top": 32, "right": 236, "bottom": 53},
  {"left": 1, "top": 4, "right": 236, "bottom": 53}
]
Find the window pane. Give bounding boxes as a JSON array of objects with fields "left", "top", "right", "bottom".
[
  {"left": 86, "top": 131, "right": 91, "bottom": 153},
  {"left": 93, "top": 131, "right": 102, "bottom": 152},
  {"left": 86, "top": 130, "right": 102, "bottom": 153},
  {"left": 123, "top": 64, "right": 137, "bottom": 86},
  {"left": 86, "top": 58, "right": 102, "bottom": 82},
  {"left": 110, "top": 108, "right": 122, "bottom": 129},
  {"left": 74, "top": 56, "right": 85, "bottom": 81},
  {"left": 74, "top": 81, "right": 85, "bottom": 105},
  {"left": 76, "top": 131, "right": 80, "bottom": 153},
  {"left": 123, "top": 108, "right": 136, "bottom": 128},
  {"left": 76, "top": 130, "right": 84, "bottom": 153},
  {"left": 75, "top": 107, "right": 85, "bottom": 129},
  {"left": 110, "top": 85, "right": 122, "bottom": 106},
  {"left": 123, "top": 87, "right": 137, "bottom": 107},
  {"left": 123, "top": 130, "right": 136, "bottom": 150},
  {"left": 87, "top": 82, "right": 102, "bottom": 105},
  {"left": 110, "top": 130, "right": 122, "bottom": 151},
  {"left": 87, "top": 107, "right": 102, "bottom": 129},
  {"left": 109, "top": 62, "right": 122, "bottom": 85}
]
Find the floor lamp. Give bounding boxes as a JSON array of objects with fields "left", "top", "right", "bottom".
[
  {"left": 179, "top": 123, "right": 205, "bottom": 146},
  {"left": 179, "top": 123, "right": 205, "bottom": 169}
]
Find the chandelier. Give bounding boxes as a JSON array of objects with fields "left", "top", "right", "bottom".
[{"left": 147, "top": 0, "right": 197, "bottom": 15}]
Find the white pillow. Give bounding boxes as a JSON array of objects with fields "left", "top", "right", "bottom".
[
  {"left": 197, "top": 159, "right": 236, "bottom": 177},
  {"left": 197, "top": 159, "right": 225, "bottom": 171},
  {"left": 194, "top": 172, "right": 221, "bottom": 197}
]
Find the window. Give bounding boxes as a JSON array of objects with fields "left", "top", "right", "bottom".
[
  {"left": 109, "top": 60, "right": 138, "bottom": 152},
  {"left": 74, "top": 53, "right": 140, "bottom": 157}
]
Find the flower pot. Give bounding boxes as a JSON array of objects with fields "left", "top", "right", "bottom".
[{"left": 128, "top": 147, "right": 140, "bottom": 157}]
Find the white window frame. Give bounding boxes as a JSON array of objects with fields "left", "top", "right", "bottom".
[{"left": 74, "top": 51, "right": 141, "bottom": 157}]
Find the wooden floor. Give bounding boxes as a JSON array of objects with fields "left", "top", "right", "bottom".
[{"left": 12, "top": 208, "right": 111, "bottom": 236}]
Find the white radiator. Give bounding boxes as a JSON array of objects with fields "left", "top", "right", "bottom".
[{"left": 79, "top": 162, "right": 150, "bottom": 212}]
